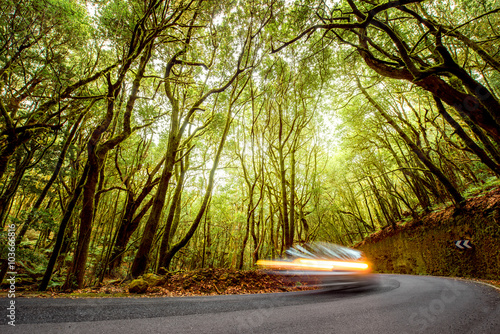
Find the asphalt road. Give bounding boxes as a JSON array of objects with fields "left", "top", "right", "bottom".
[{"left": 1, "top": 274, "right": 499, "bottom": 333}]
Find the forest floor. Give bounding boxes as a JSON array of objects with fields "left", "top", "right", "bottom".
[{"left": 0, "top": 268, "right": 319, "bottom": 298}]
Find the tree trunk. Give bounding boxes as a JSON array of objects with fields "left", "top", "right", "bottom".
[
  {"left": 130, "top": 145, "right": 177, "bottom": 277},
  {"left": 39, "top": 163, "right": 90, "bottom": 291},
  {"left": 289, "top": 149, "right": 296, "bottom": 246},
  {"left": 278, "top": 104, "right": 291, "bottom": 249},
  {"left": 64, "top": 154, "right": 102, "bottom": 289},
  {"left": 158, "top": 154, "right": 188, "bottom": 270}
]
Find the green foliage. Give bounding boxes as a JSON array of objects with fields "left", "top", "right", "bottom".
[
  {"left": 14, "top": 208, "right": 58, "bottom": 232},
  {"left": 46, "top": 275, "right": 65, "bottom": 289},
  {"left": 462, "top": 177, "right": 500, "bottom": 198},
  {"left": 0, "top": 231, "right": 10, "bottom": 259},
  {"left": 97, "top": 0, "right": 138, "bottom": 45}
]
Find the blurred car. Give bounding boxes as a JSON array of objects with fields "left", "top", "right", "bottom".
[{"left": 256, "top": 242, "right": 376, "bottom": 288}]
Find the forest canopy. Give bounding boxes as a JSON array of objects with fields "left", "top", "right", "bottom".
[{"left": 0, "top": 0, "right": 499, "bottom": 290}]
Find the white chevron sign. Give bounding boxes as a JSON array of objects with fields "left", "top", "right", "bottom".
[{"left": 455, "top": 240, "right": 472, "bottom": 249}]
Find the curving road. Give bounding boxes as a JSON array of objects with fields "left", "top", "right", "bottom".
[{"left": 1, "top": 274, "right": 499, "bottom": 333}]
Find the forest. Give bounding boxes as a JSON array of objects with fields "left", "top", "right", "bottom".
[{"left": 0, "top": 0, "right": 499, "bottom": 291}]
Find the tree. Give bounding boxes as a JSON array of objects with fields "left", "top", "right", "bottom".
[
  {"left": 130, "top": 0, "right": 271, "bottom": 276},
  {"left": 272, "top": 0, "right": 500, "bottom": 142}
]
